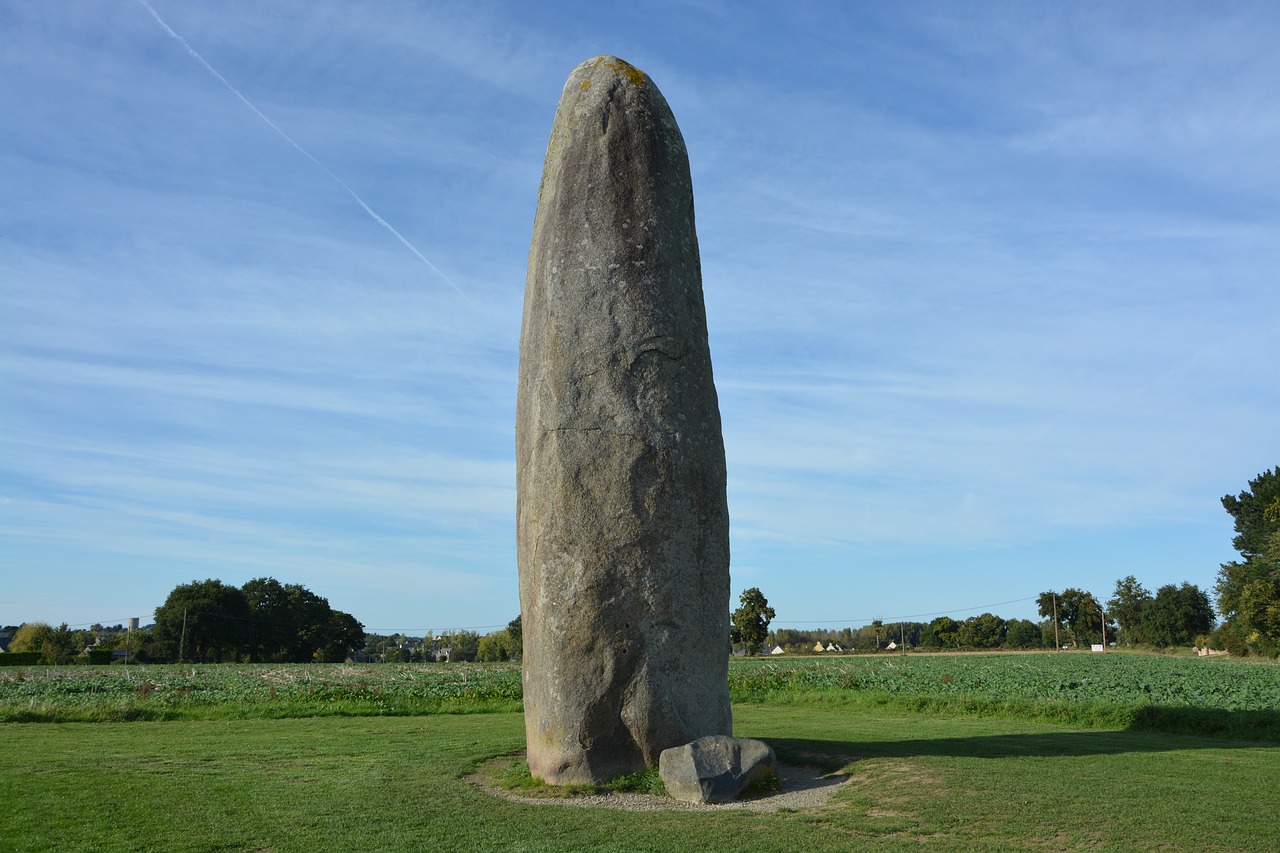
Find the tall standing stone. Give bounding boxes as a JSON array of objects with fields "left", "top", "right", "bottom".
[{"left": 517, "top": 56, "right": 732, "bottom": 785}]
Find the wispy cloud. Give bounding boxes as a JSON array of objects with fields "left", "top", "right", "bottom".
[{"left": 133, "top": 0, "right": 466, "bottom": 297}]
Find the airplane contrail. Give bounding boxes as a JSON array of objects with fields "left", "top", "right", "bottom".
[{"left": 135, "top": 0, "right": 467, "bottom": 299}]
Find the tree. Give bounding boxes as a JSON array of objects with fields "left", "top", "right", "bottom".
[
  {"left": 241, "top": 577, "right": 352, "bottom": 663},
  {"left": 1107, "top": 576, "right": 1153, "bottom": 646},
  {"left": 1216, "top": 468, "right": 1280, "bottom": 657},
  {"left": 506, "top": 615, "right": 523, "bottom": 660},
  {"left": 442, "top": 630, "right": 481, "bottom": 662},
  {"left": 1144, "top": 582, "right": 1215, "bottom": 648},
  {"left": 9, "top": 622, "right": 79, "bottom": 664},
  {"left": 1036, "top": 592, "right": 1063, "bottom": 647},
  {"left": 152, "top": 579, "right": 252, "bottom": 662},
  {"left": 928, "top": 616, "right": 961, "bottom": 649},
  {"left": 317, "top": 610, "right": 365, "bottom": 663},
  {"left": 476, "top": 632, "right": 509, "bottom": 662},
  {"left": 731, "top": 588, "right": 775, "bottom": 655},
  {"left": 962, "top": 613, "right": 1006, "bottom": 649},
  {"left": 8, "top": 622, "right": 53, "bottom": 655},
  {"left": 1038, "top": 588, "right": 1108, "bottom": 647},
  {"left": 475, "top": 616, "right": 524, "bottom": 663},
  {"left": 150, "top": 577, "right": 363, "bottom": 664},
  {"left": 1005, "top": 618, "right": 1041, "bottom": 649}
]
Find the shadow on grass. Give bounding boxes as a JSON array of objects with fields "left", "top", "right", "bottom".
[{"left": 768, "top": 709, "right": 1279, "bottom": 771}]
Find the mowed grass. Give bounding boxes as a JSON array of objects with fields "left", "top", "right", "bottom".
[{"left": 3, "top": 704, "right": 1278, "bottom": 852}]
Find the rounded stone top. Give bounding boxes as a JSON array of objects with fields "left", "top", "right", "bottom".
[
  {"left": 555, "top": 55, "right": 676, "bottom": 134},
  {"left": 568, "top": 55, "right": 649, "bottom": 90}
]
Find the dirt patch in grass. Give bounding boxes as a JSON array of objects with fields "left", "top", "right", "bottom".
[{"left": 467, "top": 752, "right": 852, "bottom": 813}]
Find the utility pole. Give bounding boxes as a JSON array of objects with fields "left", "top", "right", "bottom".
[
  {"left": 1053, "top": 594, "right": 1060, "bottom": 651},
  {"left": 179, "top": 607, "right": 188, "bottom": 663},
  {"left": 1101, "top": 608, "right": 1107, "bottom": 650}
]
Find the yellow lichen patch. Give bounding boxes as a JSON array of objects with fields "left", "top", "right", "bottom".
[
  {"left": 580, "top": 80, "right": 591, "bottom": 89},
  {"left": 597, "top": 57, "right": 647, "bottom": 87}
]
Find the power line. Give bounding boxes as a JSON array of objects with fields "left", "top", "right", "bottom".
[
  {"left": 365, "top": 625, "right": 507, "bottom": 634},
  {"left": 772, "top": 595, "right": 1039, "bottom": 626},
  {"left": 26, "top": 619, "right": 143, "bottom": 630}
]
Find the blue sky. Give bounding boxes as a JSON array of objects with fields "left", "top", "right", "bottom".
[{"left": 3, "top": 1, "right": 1277, "bottom": 634}]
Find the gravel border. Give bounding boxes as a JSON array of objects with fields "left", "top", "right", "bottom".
[{"left": 468, "top": 759, "right": 851, "bottom": 813}]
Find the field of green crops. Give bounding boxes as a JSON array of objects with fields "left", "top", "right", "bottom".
[
  {"left": 2, "top": 652, "right": 1276, "bottom": 735},
  {"left": 0, "top": 661, "right": 523, "bottom": 721},
  {"left": 728, "top": 652, "right": 1279, "bottom": 709},
  {"left": 728, "top": 652, "right": 1280, "bottom": 739}
]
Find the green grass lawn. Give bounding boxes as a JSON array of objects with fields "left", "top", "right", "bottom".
[{"left": 3, "top": 703, "right": 1277, "bottom": 852}]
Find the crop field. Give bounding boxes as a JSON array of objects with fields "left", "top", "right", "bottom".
[
  {"left": 0, "top": 661, "right": 524, "bottom": 721},
  {"left": 730, "top": 651, "right": 1279, "bottom": 708},
  {"left": 2, "top": 652, "right": 1276, "bottom": 733},
  {"left": 730, "top": 652, "right": 1280, "bottom": 740}
]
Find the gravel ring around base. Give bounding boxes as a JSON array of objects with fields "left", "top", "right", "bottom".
[{"left": 468, "top": 758, "right": 851, "bottom": 813}]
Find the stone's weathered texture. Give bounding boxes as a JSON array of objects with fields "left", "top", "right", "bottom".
[
  {"left": 516, "top": 55, "right": 732, "bottom": 785},
  {"left": 659, "top": 736, "right": 778, "bottom": 804}
]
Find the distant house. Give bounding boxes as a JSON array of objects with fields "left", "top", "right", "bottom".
[
  {"left": 825, "top": 643, "right": 844, "bottom": 653},
  {"left": 813, "top": 642, "right": 826, "bottom": 653},
  {"left": 765, "top": 644, "right": 786, "bottom": 656},
  {"left": 885, "top": 641, "right": 897, "bottom": 651}
]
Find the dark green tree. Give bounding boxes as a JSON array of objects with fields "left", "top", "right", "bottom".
[
  {"left": 1038, "top": 589, "right": 1109, "bottom": 647},
  {"left": 1005, "top": 618, "right": 1041, "bottom": 649},
  {"left": 928, "top": 616, "right": 961, "bottom": 649},
  {"left": 1144, "top": 582, "right": 1215, "bottom": 648},
  {"left": 962, "top": 613, "right": 1006, "bottom": 648},
  {"left": 317, "top": 610, "right": 365, "bottom": 663},
  {"left": 241, "top": 577, "right": 336, "bottom": 662},
  {"left": 731, "top": 587, "right": 775, "bottom": 655},
  {"left": 1216, "top": 467, "right": 1280, "bottom": 657},
  {"left": 1107, "top": 576, "right": 1153, "bottom": 646},
  {"left": 153, "top": 579, "right": 251, "bottom": 662}
]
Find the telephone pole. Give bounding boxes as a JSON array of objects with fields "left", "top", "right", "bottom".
[{"left": 1053, "top": 594, "right": 1060, "bottom": 651}]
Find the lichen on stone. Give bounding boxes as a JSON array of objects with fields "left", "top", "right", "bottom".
[{"left": 594, "top": 55, "right": 647, "bottom": 87}]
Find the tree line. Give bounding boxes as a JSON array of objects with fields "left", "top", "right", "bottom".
[
  {"left": 359, "top": 617, "right": 522, "bottom": 664},
  {"left": 1, "top": 622, "right": 116, "bottom": 665},
  {"left": 5, "top": 468, "right": 1274, "bottom": 663},
  {"left": 762, "top": 582, "right": 1215, "bottom": 656},
  {"left": 754, "top": 467, "right": 1279, "bottom": 658},
  {"left": 768, "top": 614, "right": 1045, "bottom": 655},
  {"left": 147, "top": 577, "right": 365, "bottom": 663}
]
